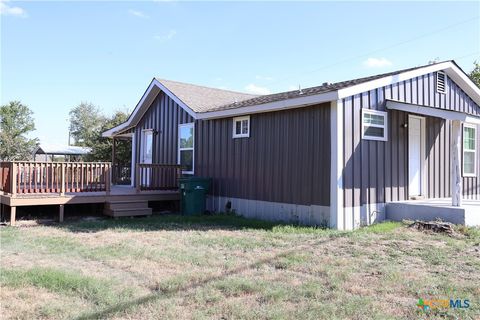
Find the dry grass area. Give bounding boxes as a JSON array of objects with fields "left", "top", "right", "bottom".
[{"left": 0, "top": 214, "right": 479, "bottom": 320}]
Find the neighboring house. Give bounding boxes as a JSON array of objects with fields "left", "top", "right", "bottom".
[{"left": 103, "top": 60, "right": 480, "bottom": 229}]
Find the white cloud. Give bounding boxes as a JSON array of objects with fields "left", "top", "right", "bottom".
[
  {"left": 153, "top": 29, "right": 177, "bottom": 42},
  {"left": 128, "top": 9, "right": 148, "bottom": 19},
  {"left": 0, "top": 0, "right": 27, "bottom": 17},
  {"left": 363, "top": 57, "right": 393, "bottom": 68},
  {"left": 255, "top": 75, "right": 274, "bottom": 81},
  {"left": 245, "top": 84, "right": 271, "bottom": 95}
]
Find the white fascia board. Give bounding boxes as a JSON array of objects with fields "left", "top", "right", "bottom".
[
  {"left": 444, "top": 64, "right": 480, "bottom": 106},
  {"left": 337, "top": 62, "right": 453, "bottom": 99},
  {"left": 102, "top": 79, "right": 198, "bottom": 138},
  {"left": 386, "top": 100, "right": 480, "bottom": 124},
  {"left": 152, "top": 79, "right": 197, "bottom": 119},
  {"left": 196, "top": 90, "right": 338, "bottom": 120},
  {"left": 102, "top": 80, "right": 158, "bottom": 138}
]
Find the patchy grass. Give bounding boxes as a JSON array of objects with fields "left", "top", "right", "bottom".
[
  {"left": 1, "top": 267, "right": 133, "bottom": 306},
  {"left": 1, "top": 214, "right": 479, "bottom": 319}
]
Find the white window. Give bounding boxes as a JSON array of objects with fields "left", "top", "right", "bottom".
[
  {"left": 232, "top": 116, "right": 250, "bottom": 138},
  {"left": 178, "top": 123, "right": 194, "bottom": 174},
  {"left": 362, "top": 109, "right": 388, "bottom": 141},
  {"left": 463, "top": 124, "right": 477, "bottom": 177}
]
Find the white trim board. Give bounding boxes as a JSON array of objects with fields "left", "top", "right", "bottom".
[
  {"left": 195, "top": 91, "right": 338, "bottom": 120},
  {"left": 103, "top": 61, "right": 480, "bottom": 137},
  {"left": 103, "top": 79, "right": 197, "bottom": 138},
  {"left": 330, "top": 99, "right": 344, "bottom": 230},
  {"left": 386, "top": 100, "right": 480, "bottom": 124}
]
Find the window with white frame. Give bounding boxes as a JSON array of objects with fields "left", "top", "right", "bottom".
[
  {"left": 178, "top": 123, "right": 194, "bottom": 174},
  {"left": 463, "top": 124, "right": 477, "bottom": 177},
  {"left": 362, "top": 109, "right": 388, "bottom": 141},
  {"left": 233, "top": 116, "right": 250, "bottom": 138}
]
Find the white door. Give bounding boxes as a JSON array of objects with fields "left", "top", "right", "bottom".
[
  {"left": 141, "top": 130, "right": 153, "bottom": 186},
  {"left": 408, "top": 116, "right": 423, "bottom": 197}
]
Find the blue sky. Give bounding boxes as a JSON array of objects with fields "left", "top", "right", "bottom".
[{"left": 1, "top": 1, "right": 479, "bottom": 145}]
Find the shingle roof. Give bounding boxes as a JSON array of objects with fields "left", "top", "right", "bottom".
[
  {"left": 203, "top": 62, "right": 450, "bottom": 113},
  {"left": 157, "top": 61, "right": 452, "bottom": 114},
  {"left": 156, "top": 79, "right": 259, "bottom": 113}
]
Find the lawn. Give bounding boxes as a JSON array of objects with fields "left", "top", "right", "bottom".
[{"left": 0, "top": 214, "right": 479, "bottom": 320}]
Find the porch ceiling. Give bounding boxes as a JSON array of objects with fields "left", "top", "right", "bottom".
[{"left": 385, "top": 100, "right": 480, "bottom": 124}]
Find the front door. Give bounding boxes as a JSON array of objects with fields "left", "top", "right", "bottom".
[
  {"left": 141, "top": 130, "right": 153, "bottom": 186},
  {"left": 408, "top": 116, "right": 424, "bottom": 198}
]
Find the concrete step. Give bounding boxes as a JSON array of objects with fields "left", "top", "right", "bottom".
[
  {"left": 106, "top": 200, "right": 149, "bottom": 210},
  {"left": 103, "top": 207, "right": 152, "bottom": 217}
]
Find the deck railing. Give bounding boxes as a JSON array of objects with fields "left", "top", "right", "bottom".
[
  {"left": 0, "top": 162, "right": 11, "bottom": 194},
  {"left": 112, "top": 164, "right": 132, "bottom": 185},
  {"left": 136, "top": 163, "right": 182, "bottom": 191},
  {"left": 0, "top": 161, "right": 111, "bottom": 195}
]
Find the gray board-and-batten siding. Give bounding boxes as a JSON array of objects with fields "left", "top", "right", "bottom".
[
  {"left": 342, "top": 72, "right": 480, "bottom": 210},
  {"left": 133, "top": 92, "right": 332, "bottom": 207},
  {"left": 134, "top": 92, "right": 194, "bottom": 166},
  {"left": 195, "top": 103, "right": 331, "bottom": 207},
  {"left": 133, "top": 71, "right": 480, "bottom": 213}
]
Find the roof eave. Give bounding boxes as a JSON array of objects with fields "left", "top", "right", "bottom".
[{"left": 196, "top": 90, "right": 339, "bottom": 120}]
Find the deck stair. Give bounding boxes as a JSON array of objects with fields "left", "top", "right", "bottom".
[{"left": 103, "top": 200, "right": 152, "bottom": 217}]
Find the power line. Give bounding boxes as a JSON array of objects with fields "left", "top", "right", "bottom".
[{"left": 265, "top": 16, "right": 479, "bottom": 88}]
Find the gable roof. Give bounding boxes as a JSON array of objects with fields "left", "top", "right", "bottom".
[
  {"left": 156, "top": 79, "right": 258, "bottom": 113},
  {"left": 204, "top": 64, "right": 436, "bottom": 113},
  {"left": 103, "top": 60, "right": 480, "bottom": 137}
]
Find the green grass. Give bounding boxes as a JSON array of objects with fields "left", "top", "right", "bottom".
[
  {"left": 0, "top": 267, "right": 133, "bottom": 306},
  {"left": 1, "top": 214, "right": 479, "bottom": 320}
]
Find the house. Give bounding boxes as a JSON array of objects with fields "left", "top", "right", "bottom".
[{"left": 108, "top": 61, "right": 477, "bottom": 228}]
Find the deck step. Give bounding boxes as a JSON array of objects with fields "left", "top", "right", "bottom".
[
  {"left": 104, "top": 200, "right": 152, "bottom": 217},
  {"left": 106, "top": 200, "right": 149, "bottom": 210}
]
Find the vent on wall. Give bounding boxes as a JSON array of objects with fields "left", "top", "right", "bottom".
[{"left": 436, "top": 71, "right": 446, "bottom": 94}]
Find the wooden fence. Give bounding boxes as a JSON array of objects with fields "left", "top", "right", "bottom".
[
  {"left": 0, "top": 161, "right": 111, "bottom": 195},
  {"left": 136, "top": 163, "right": 182, "bottom": 191}
]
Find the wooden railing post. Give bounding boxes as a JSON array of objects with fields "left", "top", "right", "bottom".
[
  {"left": 10, "top": 162, "right": 17, "bottom": 197},
  {"left": 60, "top": 163, "right": 65, "bottom": 196},
  {"left": 135, "top": 164, "right": 141, "bottom": 193},
  {"left": 106, "top": 163, "right": 111, "bottom": 195}
]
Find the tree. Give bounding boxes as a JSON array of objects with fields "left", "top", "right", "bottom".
[
  {"left": 93, "top": 110, "right": 131, "bottom": 164},
  {"left": 0, "top": 101, "right": 38, "bottom": 161},
  {"left": 69, "top": 102, "right": 105, "bottom": 148},
  {"left": 470, "top": 61, "right": 480, "bottom": 88},
  {"left": 69, "top": 103, "right": 130, "bottom": 163}
]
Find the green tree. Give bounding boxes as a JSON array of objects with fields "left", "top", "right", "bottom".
[
  {"left": 69, "top": 102, "right": 105, "bottom": 148},
  {"left": 93, "top": 110, "right": 131, "bottom": 164},
  {"left": 69, "top": 103, "right": 130, "bottom": 163},
  {"left": 470, "top": 61, "right": 480, "bottom": 88},
  {"left": 0, "top": 101, "right": 38, "bottom": 161}
]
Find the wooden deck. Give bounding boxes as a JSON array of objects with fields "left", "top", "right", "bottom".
[
  {"left": 0, "top": 185, "right": 180, "bottom": 207},
  {"left": 0, "top": 161, "right": 182, "bottom": 225}
]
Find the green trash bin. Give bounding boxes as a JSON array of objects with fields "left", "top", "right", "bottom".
[{"left": 178, "top": 177, "right": 212, "bottom": 215}]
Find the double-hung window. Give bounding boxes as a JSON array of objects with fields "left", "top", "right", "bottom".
[
  {"left": 178, "top": 123, "right": 194, "bottom": 174},
  {"left": 362, "top": 109, "right": 388, "bottom": 141},
  {"left": 463, "top": 124, "right": 477, "bottom": 177},
  {"left": 233, "top": 116, "right": 250, "bottom": 138}
]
